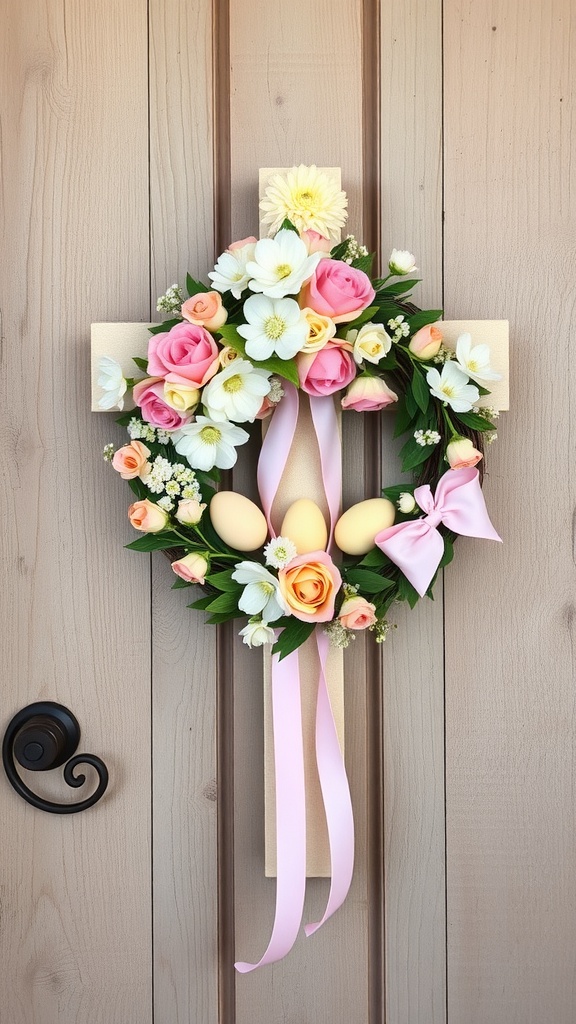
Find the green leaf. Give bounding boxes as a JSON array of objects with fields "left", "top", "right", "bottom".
[
  {"left": 133, "top": 356, "right": 149, "bottom": 371},
  {"left": 188, "top": 595, "right": 214, "bottom": 610},
  {"left": 344, "top": 568, "right": 395, "bottom": 594},
  {"left": 380, "top": 278, "right": 421, "bottom": 296},
  {"left": 272, "top": 620, "right": 316, "bottom": 661},
  {"left": 127, "top": 477, "right": 148, "bottom": 500},
  {"left": 279, "top": 218, "right": 299, "bottom": 233},
  {"left": 397, "top": 573, "right": 420, "bottom": 608},
  {"left": 149, "top": 318, "right": 181, "bottom": 336},
  {"left": 350, "top": 253, "right": 374, "bottom": 275},
  {"left": 357, "top": 547, "right": 390, "bottom": 569},
  {"left": 342, "top": 305, "right": 379, "bottom": 330},
  {"left": 205, "top": 591, "right": 241, "bottom": 615},
  {"left": 407, "top": 310, "right": 443, "bottom": 333},
  {"left": 206, "top": 570, "right": 241, "bottom": 593},
  {"left": 186, "top": 274, "right": 209, "bottom": 296},
  {"left": 411, "top": 369, "right": 430, "bottom": 413},
  {"left": 399, "top": 437, "right": 435, "bottom": 472},
  {"left": 392, "top": 395, "right": 417, "bottom": 438},
  {"left": 453, "top": 411, "right": 495, "bottom": 431},
  {"left": 125, "top": 532, "right": 183, "bottom": 552},
  {"left": 404, "top": 387, "right": 418, "bottom": 419}
]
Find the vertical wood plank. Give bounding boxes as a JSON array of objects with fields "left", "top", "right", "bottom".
[
  {"left": 0, "top": 2, "right": 152, "bottom": 1022},
  {"left": 380, "top": 3, "right": 447, "bottom": 1022},
  {"left": 148, "top": 2, "right": 219, "bottom": 1021},
  {"left": 443, "top": 2, "right": 576, "bottom": 1022}
]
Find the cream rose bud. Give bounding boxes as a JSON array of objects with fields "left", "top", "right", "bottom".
[
  {"left": 301, "top": 308, "right": 337, "bottom": 353},
  {"left": 397, "top": 491, "right": 416, "bottom": 514},
  {"left": 128, "top": 499, "right": 169, "bottom": 533},
  {"left": 171, "top": 552, "right": 209, "bottom": 585},
  {"left": 175, "top": 498, "right": 206, "bottom": 526},
  {"left": 388, "top": 248, "right": 417, "bottom": 275},
  {"left": 347, "top": 322, "right": 392, "bottom": 365},
  {"left": 163, "top": 381, "right": 200, "bottom": 412},
  {"left": 446, "top": 437, "right": 483, "bottom": 470},
  {"left": 408, "top": 325, "right": 443, "bottom": 361}
]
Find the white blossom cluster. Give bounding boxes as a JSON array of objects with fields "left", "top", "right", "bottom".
[
  {"left": 387, "top": 315, "right": 410, "bottom": 343},
  {"left": 141, "top": 456, "right": 201, "bottom": 510},
  {"left": 414, "top": 428, "right": 441, "bottom": 446},
  {"left": 342, "top": 235, "right": 369, "bottom": 264},
  {"left": 127, "top": 418, "right": 172, "bottom": 445},
  {"left": 369, "top": 619, "right": 396, "bottom": 643},
  {"left": 156, "top": 283, "right": 184, "bottom": 314},
  {"left": 324, "top": 619, "right": 356, "bottom": 649},
  {"left": 102, "top": 443, "right": 115, "bottom": 462},
  {"left": 433, "top": 346, "right": 455, "bottom": 364}
]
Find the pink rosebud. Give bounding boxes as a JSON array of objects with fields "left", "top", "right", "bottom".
[
  {"left": 408, "top": 325, "right": 443, "bottom": 361},
  {"left": 446, "top": 437, "right": 483, "bottom": 470},
  {"left": 298, "top": 341, "right": 357, "bottom": 397},
  {"left": 341, "top": 375, "right": 398, "bottom": 412},
  {"left": 147, "top": 321, "right": 220, "bottom": 387},
  {"left": 338, "top": 596, "right": 377, "bottom": 630},
  {"left": 300, "top": 229, "right": 332, "bottom": 255},
  {"left": 128, "top": 499, "right": 169, "bottom": 534},
  {"left": 132, "top": 377, "right": 194, "bottom": 430},
  {"left": 112, "top": 440, "right": 151, "bottom": 480},
  {"left": 171, "top": 552, "right": 209, "bottom": 585},
  {"left": 254, "top": 394, "right": 276, "bottom": 420},
  {"left": 227, "top": 236, "right": 257, "bottom": 251},
  {"left": 181, "top": 291, "right": 227, "bottom": 331},
  {"left": 300, "top": 259, "right": 375, "bottom": 324}
]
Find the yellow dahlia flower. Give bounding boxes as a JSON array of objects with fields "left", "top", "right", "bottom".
[{"left": 260, "top": 165, "right": 348, "bottom": 240}]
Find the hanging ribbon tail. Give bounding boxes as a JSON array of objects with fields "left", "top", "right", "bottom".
[
  {"left": 309, "top": 395, "right": 342, "bottom": 550},
  {"left": 235, "top": 647, "right": 307, "bottom": 973},
  {"left": 305, "top": 629, "right": 354, "bottom": 937},
  {"left": 256, "top": 383, "right": 300, "bottom": 537}
]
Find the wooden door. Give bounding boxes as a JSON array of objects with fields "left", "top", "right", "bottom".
[{"left": 1, "top": 1, "right": 574, "bottom": 1022}]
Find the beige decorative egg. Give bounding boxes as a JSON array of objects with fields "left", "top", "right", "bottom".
[
  {"left": 280, "top": 499, "right": 328, "bottom": 555},
  {"left": 334, "top": 498, "right": 396, "bottom": 555},
  {"left": 209, "top": 491, "right": 268, "bottom": 551}
]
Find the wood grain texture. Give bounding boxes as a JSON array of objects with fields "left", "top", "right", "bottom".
[
  {"left": 0, "top": 1, "right": 152, "bottom": 1022},
  {"left": 379, "top": 2, "right": 447, "bottom": 1022},
  {"left": 443, "top": 2, "right": 576, "bottom": 1022},
  {"left": 148, "top": 1, "right": 219, "bottom": 1021}
]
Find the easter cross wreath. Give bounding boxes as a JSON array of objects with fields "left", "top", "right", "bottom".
[{"left": 95, "top": 165, "right": 505, "bottom": 971}]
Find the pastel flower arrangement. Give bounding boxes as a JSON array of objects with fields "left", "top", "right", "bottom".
[{"left": 99, "top": 165, "right": 502, "bottom": 659}]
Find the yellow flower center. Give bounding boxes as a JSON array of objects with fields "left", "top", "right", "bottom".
[
  {"left": 441, "top": 383, "right": 456, "bottom": 398},
  {"left": 296, "top": 189, "right": 315, "bottom": 208},
  {"left": 265, "top": 314, "right": 286, "bottom": 340},
  {"left": 259, "top": 582, "right": 274, "bottom": 597},
  {"left": 275, "top": 263, "right": 292, "bottom": 279},
  {"left": 468, "top": 359, "right": 479, "bottom": 371},
  {"left": 200, "top": 426, "right": 221, "bottom": 444},
  {"left": 223, "top": 374, "right": 243, "bottom": 393}
]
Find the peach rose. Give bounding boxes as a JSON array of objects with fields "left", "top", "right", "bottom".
[
  {"left": 171, "top": 552, "right": 209, "bottom": 584},
  {"left": 147, "top": 321, "right": 220, "bottom": 387},
  {"left": 338, "top": 596, "right": 377, "bottom": 630},
  {"left": 300, "top": 229, "right": 332, "bottom": 255},
  {"left": 300, "top": 260, "right": 375, "bottom": 324},
  {"left": 112, "top": 440, "right": 151, "bottom": 480},
  {"left": 128, "top": 499, "right": 169, "bottom": 533},
  {"left": 227, "top": 236, "right": 257, "bottom": 251},
  {"left": 181, "top": 291, "right": 227, "bottom": 331},
  {"left": 341, "top": 375, "right": 398, "bottom": 412},
  {"left": 446, "top": 437, "right": 483, "bottom": 470},
  {"left": 218, "top": 345, "right": 240, "bottom": 368},
  {"left": 278, "top": 550, "right": 341, "bottom": 623},
  {"left": 408, "top": 325, "right": 443, "bottom": 361},
  {"left": 298, "top": 341, "right": 357, "bottom": 397}
]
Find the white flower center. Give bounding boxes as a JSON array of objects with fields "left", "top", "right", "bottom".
[
  {"left": 264, "top": 314, "right": 287, "bottom": 340},
  {"left": 223, "top": 374, "right": 243, "bottom": 394},
  {"left": 200, "top": 426, "right": 222, "bottom": 444}
]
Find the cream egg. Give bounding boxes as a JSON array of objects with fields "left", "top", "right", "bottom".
[
  {"left": 209, "top": 491, "right": 268, "bottom": 551},
  {"left": 280, "top": 499, "right": 328, "bottom": 555},
  {"left": 334, "top": 498, "right": 396, "bottom": 555}
]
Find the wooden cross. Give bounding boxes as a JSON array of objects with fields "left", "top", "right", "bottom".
[{"left": 91, "top": 168, "right": 508, "bottom": 876}]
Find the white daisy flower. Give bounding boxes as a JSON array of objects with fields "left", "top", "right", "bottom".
[
  {"left": 208, "top": 240, "right": 257, "bottom": 299},
  {"left": 238, "top": 619, "right": 276, "bottom": 648},
  {"left": 260, "top": 165, "right": 348, "bottom": 239},
  {"left": 264, "top": 536, "right": 298, "bottom": 570},
  {"left": 246, "top": 230, "right": 321, "bottom": 299},
  {"left": 388, "top": 249, "right": 418, "bottom": 275},
  {"left": 426, "top": 362, "right": 480, "bottom": 413},
  {"left": 454, "top": 332, "right": 502, "bottom": 385},
  {"left": 97, "top": 356, "right": 127, "bottom": 411},
  {"left": 172, "top": 417, "right": 250, "bottom": 471},
  {"left": 202, "top": 359, "right": 271, "bottom": 423},
  {"left": 237, "top": 294, "right": 308, "bottom": 361},
  {"left": 231, "top": 562, "right": 289, "bottom": 623}
]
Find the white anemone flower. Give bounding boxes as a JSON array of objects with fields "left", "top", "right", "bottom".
[
  {"left": 260, "top": 165, "right": 348, "bottom": 239},
  {"left": 237, "top": 294, "right": 308, "bottom": 361},
  {"left": 264, "top": 536, "right": 298, "bottom": 570},
  {"left": 246, "top": 230, "right": 321, "bottom": 299},
  {"left": 201, "top": 359, "right": 271, "bottom": 423},
  {"left": 208, "top": 240, "right": 257, "bottom": 299},
  {"left": 426, "top": 361, "right": 480, "bottom": 413},
  {"left": 231, "top": 562, "right": 289, "bottom": 623},
  {"left": 388, "top": 249, "right": 418, "bottom": 275},
  {"left": 238, "top": 619, "right": 276, "bottom": 648},
  {"left": 97, "top": 356, "right": 127, "bottom": 410},
  {"left": 454, "top": 332, "right": 502, "bottom": 385},
  {"left": 172, "top": 416, "right": 249, "bottom": 471}
]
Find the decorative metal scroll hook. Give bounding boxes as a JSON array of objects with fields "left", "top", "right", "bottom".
[{"left": 2, "top": 701, "right": 109, "bottom": 813}]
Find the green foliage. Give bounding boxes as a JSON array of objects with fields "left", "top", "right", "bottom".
[
  {"left": 125, "top": 532, "right": 183, "bottom": 552},
  {"left": 218, "top": 325, "right": 300, "bottom": 386},
  {"left": 186, "top": 273, "right": 209, "bottom": 296},
  {"left": 344, "top": 568, "right": 395, "bottom": 594},
  {"left": 272, "top": 620, "right": 316, "bottom": 661}
]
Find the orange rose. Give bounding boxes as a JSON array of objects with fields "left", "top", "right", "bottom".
[
  {"left": 112, "top": 440, "right": 151, "bottom": 480},
  {"left": 181, "top": 291, "right": 227, "bottom": 331},
  {"left": 278, "top": 550, "right": 341, "bottom": 623},
  {"left": 128, "top": 499, "right": 169, "bottom": 533}
]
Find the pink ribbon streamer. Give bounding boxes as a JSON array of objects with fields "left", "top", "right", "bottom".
[
  {"left": 375, "top": 466, "right": 502, "bottom": 597},
  {"left": 256, "top": 382, "right": 299, "bottom": 538},
  {"left": 309, "top": 395, "right": 342, "bottom": 550}
]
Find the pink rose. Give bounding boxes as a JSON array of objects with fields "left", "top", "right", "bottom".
[
  {"left": 278, "top": 550, "right": 342, "bottom": 623},
  {"left": 171, "top": 552, "right": 209, "bottom": 585},
  {"left": 298, "top": 341, "right": 357, "bottom": 397},
  {"left": 227, "top": 236, "right": 257, "bottom": 251},
  {"left": 446, "top": 437, "right": 483, "bottom": 470},
  {"left": 147, "top": 322, "right": 219, "bottom": 387},
  {"left": 338, "top": 596, "right": 377, "bottom": 630},
  {"left": 112, "top": 440, "right": 151, "bottom": 479},
  {"left": 181, "top": 291, "right": 227, "bottom": 331},
  {"left": 132, "top": 377, "right": 194, "bottom": 430},
  {"left": 128, "top": 499, "right": 169, "bottom": 533},
  {"left": 341, "top": 375, "right": 398, "bottom": 412},
  {"left": 300, "top": 260, "right": 375, "bottom": 324},
  {"left": 408, "top": 325, "right": 443, "bottom": 361},
  {"left": 300, "top": 230, "right": 332, "bottom": 255}
]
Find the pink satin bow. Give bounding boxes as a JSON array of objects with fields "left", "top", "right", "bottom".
[{"left": 375, "top": 467, "right": 501, "bottom": 597}]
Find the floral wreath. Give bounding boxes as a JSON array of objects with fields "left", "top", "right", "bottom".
[{"left": 99, "top": 165, "right": 501, "bottom": 661}]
